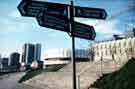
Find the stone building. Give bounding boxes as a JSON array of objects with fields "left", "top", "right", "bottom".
[{"left": 91, "top": 37, "right": 135, "bottom": 63}]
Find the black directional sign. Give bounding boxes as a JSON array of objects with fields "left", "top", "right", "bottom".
[
  {"left": 17, "top": 0, "right": 100, "bottom": 40},
  {"left": 75, "top": 6, "right": 107, "bottom": 19},
  {"left": 74, "top": 22, "right": 96, "bottom": 40},
  {"left": 17, "top": 0, "right": 69, "bottom": 17},
  {"left": 36, "top": 12, "right": 69, "bottom": 32}
]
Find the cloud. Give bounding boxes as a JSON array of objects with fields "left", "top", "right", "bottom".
[
  {"left": 75, "top": 18, "right": 100, "bottom": 26},
  {"left": 76, "top": 18, "right": 123, "bottom": 34},
  {"left": 94, "top": 20, "right": 122, "bottom": 34}
]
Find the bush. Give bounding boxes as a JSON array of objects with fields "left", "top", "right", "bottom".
[
  {"left": 90, "top": 58, "right": 135, "bottom": 89},
  {"left": 18, "top": 64, "right": 65, "bottom": 83}
]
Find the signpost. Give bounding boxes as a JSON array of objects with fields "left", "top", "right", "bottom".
[
  {"left": 36, "top": 11, "right": 96, "bottom": 39},
  {"left": 17, "top": 0, "right": 108, "bottom": 89},
  {"left": 70, "top": 2, "right": 76, "bottom": 89},
  {"left": 75, "top": 6, "right": 107, "bottom": 19}
]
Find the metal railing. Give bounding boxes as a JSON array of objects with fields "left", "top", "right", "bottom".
[
  {"left": 76, "top": 57, "right": 123, "bottom": 89},
  {"left": 76, "top": 60, "right": 101, "bottom": 89}
]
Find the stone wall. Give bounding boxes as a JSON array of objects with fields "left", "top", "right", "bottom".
[{"left": 91, "top": 38, "right": 135, "bottom": 63}]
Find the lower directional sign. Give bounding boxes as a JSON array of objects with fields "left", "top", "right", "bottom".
[
  {"left": 36, "top": 11, "right": 96, "bottom": 40},
  {"left": 36, "top": 12, "right": 69, "bottom": 32},
  {"left": 74, "top": 22, "right": 96, "bottom": 40}
]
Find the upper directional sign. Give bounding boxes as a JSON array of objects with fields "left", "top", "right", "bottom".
[
  {"left": 17, "top": 0, "right": 69, "bottom": 17},
  {"left": 36, "top": 12, "right": 69, "bottom": 32},
  {"left": 75, "top": 6, "right": 107, "bottom": 19},
  {"left": 74, "top": 22, "right": 96, "bottom": 40}
]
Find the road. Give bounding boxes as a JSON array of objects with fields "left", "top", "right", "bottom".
[{"left": 0, "top": 72, "right": 25, "bottom": 89}]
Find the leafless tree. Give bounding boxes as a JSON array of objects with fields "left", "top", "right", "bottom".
[
  {"left": 109, "top": 45, "right": 118, "bottom": 70},
  {"left": 89, "top": 47, "right": 95, "bottom": 61},
  {"left": 100, "top": 51, "right": 103, "bottom": 74}
]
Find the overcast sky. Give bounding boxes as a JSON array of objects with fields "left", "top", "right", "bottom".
[{"left": 0, "top": 0, "right": 134, "bottom": 60}]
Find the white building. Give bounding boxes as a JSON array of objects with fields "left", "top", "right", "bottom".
[
  {"left": 44, "top": 48, "right": 90, "bottom": 64},
  {"left": 34, "top": 44, "right": 41, "bottom": 61}
]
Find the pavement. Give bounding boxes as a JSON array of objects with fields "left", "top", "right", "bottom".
[{"left": 0, "top": 72, "right": 25, "bottom": 89}]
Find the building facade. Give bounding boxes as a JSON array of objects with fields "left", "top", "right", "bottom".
[
  {"left": 9, "top": 52, "right": 20, "bottom": 69},
  {"left": 0, "top": 54, "right": 1, "bottom": 70},
  {"left": 21, "top": 43, "right": 41, "bottom": 65},
  {"left": 34, "top": 44, "right": 41, "bottom": 61},
  {"left": 22, "top": 43, "right": 35, "bottom": 65},
  {"left": 44, "top": 48, "right": 90, "bottom": 63},
  {"left": 91, "top": 37, "right": 135, "bottom": 62},
  {"left": 0, "top": 58, "right": 9, "bottom": 72},
  {"left": 0, "top": 54, "right": 1, "bottom": 59}
]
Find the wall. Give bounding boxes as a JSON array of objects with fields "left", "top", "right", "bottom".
[{"left": 91, "top": 38, "right": 135, "bottom": 63}]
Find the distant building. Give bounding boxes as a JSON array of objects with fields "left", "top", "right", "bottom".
[
  {"left": 0, "top": 58, "right": 9, "bottom": 72},
  {"left": 34, "top": 44, "right": 41, "bottom": 61},
  {"left": 9, "top": 52, "right": 20, "bottom": 70},
  {"left": 21, "top": 43, "right": 41, "bottom": 65},
  {"left": 21, "top": 44, "right": 27, "bottom": 63},
  {"left": 22, "top": 43, "right": 35, "bottom": 65},
  {"left": 125, "top": 28, "right": 135, "bottom": 38},
  {"left": 0, "top": 54, "right": 2, "bottom": 70},
  {"left": 1, "top": 58, "right": 9, "bottom": 68},
  {"left": 44, "top": 48, "right": 90, "bottom": 65},
  {"left": 0, "top": 54, "right": 1, "bottom": 59}
]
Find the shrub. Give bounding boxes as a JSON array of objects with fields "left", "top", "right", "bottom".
[{"left": 90, "top": 58, "right": 135, "bottom": 89}]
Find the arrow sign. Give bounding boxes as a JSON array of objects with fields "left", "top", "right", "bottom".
[
  {"left": 18, "top": 0, "right": 44, "bottom": 17},
  {"left": 17, "top": 0, "right": 29, "bottom": 16},
  {"left": 17, "top": 0, "right": 69, "bottom": 17},
  {"left": 74, "top": 22, "right": 96, "bottom": 40},
  {"left": 36, "top": 12, "right": 69, "bottom": 32},
  {"left": 75, "top": 6, "right": 107, "bottom": 19},
  {"left": 36, "top": 11, "right": 96, "bottom": 40}
]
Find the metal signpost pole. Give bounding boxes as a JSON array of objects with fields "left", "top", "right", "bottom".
[
  {"left": 17, "top": 1, "right": 106, "bottom": 89},
  {"left": 70, "top": 1, "right": 77, "bottom": 89}
]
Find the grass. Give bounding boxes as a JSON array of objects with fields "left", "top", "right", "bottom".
[
  {"left": 18, "top": 64, "right": 66, "bottom": 83},
  {"left": 90, "top": 58, "right": 135, "bottom": 89}
]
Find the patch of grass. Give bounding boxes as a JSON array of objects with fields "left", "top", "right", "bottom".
[
  {"left": 18, "top": 64, "right": 65, "bottom": 83},
  {"left": 90, "top": 58, "right": 135, "bottom": 89}
]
